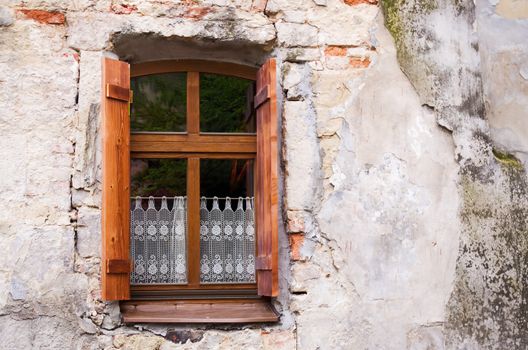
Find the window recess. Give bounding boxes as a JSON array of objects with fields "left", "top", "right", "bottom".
[{"left": 101, "top": 58, "right": 279, "bottom": 323}]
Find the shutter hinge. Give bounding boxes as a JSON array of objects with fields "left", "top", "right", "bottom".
[
  {"left": 255, "top": 256, "right": 272, "bottom": 271},
  {"left": 106, "top": 83, "right": 131, "bottom": 102},
  {"left": 106, "top": 259, "right": 132, "bottom": 274}
]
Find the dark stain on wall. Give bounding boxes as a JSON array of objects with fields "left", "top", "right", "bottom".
[{"left": 380, "top": 0, "right": 528, "bottom": 348}]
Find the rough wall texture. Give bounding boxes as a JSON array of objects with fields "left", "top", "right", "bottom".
[
  {"left": 382, "top": 0, "right": 528, "bottom": 348},
  {"left": 0, "top": 0, "right": 526, "bottom": 349}
]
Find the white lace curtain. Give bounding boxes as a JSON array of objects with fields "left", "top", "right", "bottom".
[
  {"left": 130, "top": 196, "right": 256, "bottom": 285},
  {"left": 130, "top": 196, "right": 187, "bottom": 284},
  {"left": 200, "top": 197, "right": 256, "bottom": 284}
]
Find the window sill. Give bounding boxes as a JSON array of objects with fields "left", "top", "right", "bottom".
[{"left": 120, "top": 299, "right": 279, "bottom": 323}]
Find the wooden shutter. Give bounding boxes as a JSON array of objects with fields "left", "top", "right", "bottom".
[
  {"left": 255, "top": 58, "right": 279, "bottom": 297},
  {"left": 101, "top": 57, "right": 131, "bottom": 301}
]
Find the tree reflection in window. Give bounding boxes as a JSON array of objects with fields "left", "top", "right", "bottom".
[
  {"left": 200, "top": 74, "right": 255, "bottom": 133},
  {"left": 131, "top": 73, "right": 187, "bottom": 132},
  {"left": 131, "top": 159, "right": 187, "bottom": 198}
]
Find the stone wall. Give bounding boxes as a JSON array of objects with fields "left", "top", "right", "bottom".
[{"left": 0, "top": 0, "right": 526, "bottom": 349}]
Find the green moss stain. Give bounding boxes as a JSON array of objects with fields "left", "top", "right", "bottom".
[
  {"left": 447, "top": 168, "right": 528, "bottom": 348},
  {"left": 380, "top": 0, "right": 404, "bottom": 45},
  {"left": 378, "top": 1, "right": 528, "bottom": 345},
  {"left": 493, "top": 149, "right": 524, "bottom": 170},
  {"left": 380, "top": 0, "right": 440, "bottom": 99},
  {"left": 380, "top": 0, "right": 438, "bottom": 47}
]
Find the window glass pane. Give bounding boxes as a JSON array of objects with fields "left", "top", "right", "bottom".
[
  {"left": 130, "top": 159, "right": 187, "bottom": 285},
  {"left": 199, "top": 159, "right": 256, "bottom": 284},
  {"left": 131, "top": 159, "right": 186, "bottom": 197},
  {"left": 200, "top": 159, "right": 253, "bottom": 198},
  {"left": 200, "top": 74, "right": 256, "bottom": 133},
  {"left": 131, "top": 73, "right": 187, "bottom": 132}
]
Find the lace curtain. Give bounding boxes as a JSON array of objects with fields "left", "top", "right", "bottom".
[
  {"left": 130, "top": 196, "right": 256, "bottom": 285},
  {"left": 130, "top": 196, "right": 187, "bottom": 284},
  {"left": 200, "top": 197, "right": 256, "bottom": 284}
]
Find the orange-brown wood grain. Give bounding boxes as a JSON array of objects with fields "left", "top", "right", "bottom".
[
  {"left": 101, "top": 57, "right": 131, "bottom": 301},
  {"left": 120, "top": 299, "right": 278, "bottom": 323},
  {"left": 131, "top": 152, "right": 255, "bottom": 159},
  {"left": 130, "top": 133, "right": 257, "bottom": 156},
  {"left": 187, "top": 158, "right": 201, "bottom": 288},
  {"left": 131, "top": 60, "right": 258, "bottom": 80},
  {"left": 125, "top": 60, "right": 277, "bottom": 303},
  {"left": 187, "top": 72, "right": 200, "bottom": 134},
  {"left": 255, "top": 58, "right": 279, "bottom": 297}
]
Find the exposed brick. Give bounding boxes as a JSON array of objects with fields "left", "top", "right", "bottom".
[
  {"left": 18, "top": 9, "right": 65, "bottom": 25},
  {"left": 349, "top": 57, "right": 371, "bottom": 68},
  {"left": 182, "top": 6, "right": 214, "bottom": 20},
  {"left": 289, "top": 233, "right": 304, "bottom": 261},
  {"left": 62, "top": 52, "right": 80, "bottom": 63},
  {"left": 111, "top": 4, "right": 138, "bottom": 15},
  {"left": 324, "top": 46, "right": 348, "bottom": 56},
  {"left": 343, "top": 0, "right": 378, "bottom": 5},
  {"left": 251, "top": 0, "right": 269, "bottom": 11}
]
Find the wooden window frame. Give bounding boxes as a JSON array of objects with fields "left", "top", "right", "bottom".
[
  {"left": 129, "top": 61, "right": 258, "bottom": 297},
  {"left": 102, "top": 58, "right": 279, "bottom": 322}
]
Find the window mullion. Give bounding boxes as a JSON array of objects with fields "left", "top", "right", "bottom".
[
  {"left": 187, "top": 72, "right": 200, "bottom": 134},
  {"left": 187, "top": 157, "right": 201, "bottom": 288}
]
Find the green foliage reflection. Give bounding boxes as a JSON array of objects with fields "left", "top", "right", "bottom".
[
  {"left": 131, "top": 73, "right": 187, "bottom": 132},
  {"left": 200, "top": 74, "right": 254, "bottom": 133},
  {"left": 131, "top": 159, "right": 187, "bottom": 197}
]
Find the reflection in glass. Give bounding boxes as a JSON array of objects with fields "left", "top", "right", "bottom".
[
  {"left": 200, "top": 159, "right": 254, "bottom": 197},
  {"left": 200, "top": 74, "right": 255, "bottom": 133},
  {"left": 131, "top": 73, "right": 187, "bottom": 132},
  {"left": 200, "top": 159, "right": 254, "bottom": 199},
  {"left": 131, "top": 159, "right": 187, "bottom": 198}
]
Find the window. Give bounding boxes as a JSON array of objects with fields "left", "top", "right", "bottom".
[{"left": 100, "top": 58, "right": 279, "bottom": 323}]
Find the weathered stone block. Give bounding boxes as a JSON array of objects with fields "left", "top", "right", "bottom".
[
  {"left": 283, "top": 48, "right": 321, "bottom": 62},
  {"left": 283, "top": 100, "right": 321, "bottom": 210},
  {"left": 0, "top": 6, "right": 14, "bottom": 26},
  {"left": 290, "top": 262, "right": 321, "bottom": 292},
  {"left": 276, "top": 22, "right": 319, "bottom": 47},
  {"left": 282, "top": 62, "right": 311, "bottom": 100},
  {"left": 77, "top": 207, "right": 102, "bottom": 258},
  {"left": 286, "top": 210, "right": 305, "bottom": 233},
  {"left": 312, "top": 0, "right": 327, "bottom": 6},
  {"left": 325, "top": 56, "right": 350, "bottom": 70}
]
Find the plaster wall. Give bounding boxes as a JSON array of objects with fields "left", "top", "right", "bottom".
[{"left": 0, "top": 0, "right": 526, "bottom": 349}]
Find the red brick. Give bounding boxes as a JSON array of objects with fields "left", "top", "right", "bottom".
[
  {"left": 289, "top": 233, "right": 304, "bottom": 261},
  {"left": 251, "top": 0, "right": 269, "bottom": 11},
  {"left": 325, "top": 46, "right": 348, "bottom": 56},
  {"left": 18, "top": 9, "right": 65, "bottom": 25},
  {"left": 344, "top": 0, "right": 378, "bottom": 5},
  {"left": 349, "top": 57, "right": 371, "bottom": 68},
  {"left": 182, "top": 6, "right": 214, "bottom": 20},
  {"left": 111, "top": 4, "right": 138, "bottom": 15},
  {"left": 62, "top": 52, "right": 80, "bottom": 63}
]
